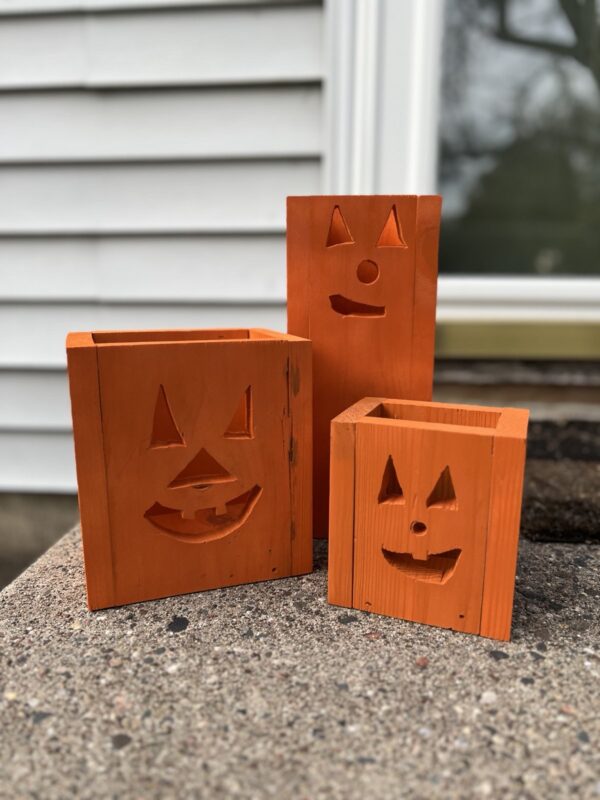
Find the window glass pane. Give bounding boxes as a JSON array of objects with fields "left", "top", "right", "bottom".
[{"left": 439, "top": 0, "right": 600, "bottom": 275}]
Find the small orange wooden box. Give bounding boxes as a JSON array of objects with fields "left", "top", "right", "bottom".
[
  {"left": 328, "top": 397, "right": 529, "bottom": 641},
  {"left": 287, "top": 195, "right": 442, "bottom": 538},
  {"left": 67, "top": 328, "right": 312, "bottom": 610}
]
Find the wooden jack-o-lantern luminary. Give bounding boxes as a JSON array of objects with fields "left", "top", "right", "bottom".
[
  {"left": 328, "top": 398, "right": 528, "bottom": 641},
  {"left": 287, "top": 195, "right": 442, "bottom": 538},
  {"left": 67, "top": 328, "right": 312, "bottom": 610}
]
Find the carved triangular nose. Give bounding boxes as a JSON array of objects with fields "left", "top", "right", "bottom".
[{"left": 168, "top": 448, "right": 235, "bottom": 489}]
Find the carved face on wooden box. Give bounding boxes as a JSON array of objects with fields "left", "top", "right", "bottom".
[
  {"left": 287, "top": 195, "right": 441, "bottom": 537},
  {"left": 143, "top": 382, "right": 261, "bottom": 544},
  {"left": 288, "top": 197, "right": 427, "bottom": 398},
  {"left": 320, "top": 201, "right": 412, "bottom": 319},
  {"left": 329, "top": 397, "right": 528, "bottom": 640},
  {"left": 290, "top": 197, "right": 422, "bottom": 323},
  {"left": 352, "top": 403, "right": 499, "bottom": 634},
  {"left": 68, "top": 329, "right": 311, "bottom": 609}
]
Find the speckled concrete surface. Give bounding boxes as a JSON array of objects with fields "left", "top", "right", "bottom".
[{"left": 0, "top": 529, "right": 599, "bottom": 799}]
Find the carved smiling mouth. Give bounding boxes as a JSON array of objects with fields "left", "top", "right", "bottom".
[
  {"left": 382, "top": 547, "right": 461, "bottom": 584},
  {"left": 144, "top": 485, "right": 262, "bottom": 544},
  {"left": 329, "top": 294, "right": 386, "bottom": 317}
]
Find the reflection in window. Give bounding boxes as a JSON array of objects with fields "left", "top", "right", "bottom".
[{"left": 439, "top": 0, "right": 600, "bottom": 275}]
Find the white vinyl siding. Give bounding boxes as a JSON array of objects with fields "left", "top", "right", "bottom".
[
  {"left": 0, "top": 161, "right": 319, "bottom": 232},
  {"left": 0, "top": 0, "right": 323, "bottom": 491},
  {"left": 0, "top": 5, "right": 322, "bottom": 88},
  {"left": 0, "top": 88, "right": 321, "bottom": 161},
  {"left": 0, "top": 236, "right": 287, "bottom": 301}
]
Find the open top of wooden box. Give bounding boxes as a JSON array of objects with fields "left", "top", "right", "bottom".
[
  {"left": 335, "top": 397, "right": 528, "bottom": 439},
  {"left": 67, "top": 328, "right": 302, "bottom": 348}
]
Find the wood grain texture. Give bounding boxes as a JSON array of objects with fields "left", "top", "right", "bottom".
[
  {"left": 328, "top": 397, "right": 381, "bottom": 608},
  {"left": 66, "top": 332, "right": 114, "bottom": 609},
  {"left": 287, "top": 334, "right": 313, "bottom": 575},
  {"left": 479, "top": 409, "right": 529, "bottom": 641},
  {"left": 287, "top": 196, "right": 441, "bottom": 538},
  {"left": 411, "top": 196, "right": 442, "bottom": 395},
  {"left": 353, "top": 418, "right": 493, "bottom": 634},
  {"left": 327, "top": 397, "right": 529, "bottom": 640},
  {"left": 67, "top": 328, "right": 312, "bottom": 609}
]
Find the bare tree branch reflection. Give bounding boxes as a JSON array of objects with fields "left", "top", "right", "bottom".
[
  {"left": 439, "top": 0, "right": 600, "bottom": 274},
  {"left": 483, "top": 0, "right": 600, "bottom": 91}
]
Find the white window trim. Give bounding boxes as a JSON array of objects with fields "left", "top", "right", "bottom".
[{"left": 322, "top": 0, "right": 600, "bottom": 325}]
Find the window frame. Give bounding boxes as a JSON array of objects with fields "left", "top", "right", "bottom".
[{"left": 323, "top": 0, "right": 600, "bottom": 356}]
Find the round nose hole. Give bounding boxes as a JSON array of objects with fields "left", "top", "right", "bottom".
[
  {"left": 410, "top": 521, "right": 427, "bottom": 535},
  {"left": 356, "top": 259, "right": 379, "bottom": 284}
]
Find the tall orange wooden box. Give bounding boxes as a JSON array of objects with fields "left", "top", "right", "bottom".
[
  {"left": 287, "top": 195, "right": 442, "bottom": 537},
  {"left": 328, "top": 398, "right": 528, "bottom": 641},
  {"left": 67, "top": 328, "right": 312, "bottom": 610}
]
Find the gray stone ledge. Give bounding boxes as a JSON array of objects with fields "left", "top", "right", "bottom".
[
  {"left": 435, "top": 359, "right": 600, "bottom": 388},
  {"left": 1, "top": 529, "right": 599, "bottom": 799}
]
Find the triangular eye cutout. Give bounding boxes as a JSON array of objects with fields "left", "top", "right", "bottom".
[
  {"left": 377, "top": 205, "right": 408, "bottom": 247},
  {"left": 169, "top": 448, "right": 235, "bottom": 489},
  {"left": 224, "top": 386, "right": 253, "bottom": 439},
  {"left": 378, "top": 456, "right": 405, "bottom": 504},
  {"left": 426, "top": 466, "right": 458, "bottom": 510},
  {"left": 150, "top": 385, "right": 184, "bottom": 448},
  {"left": 326, "top": 205, "right": 354, "bottom": 247}
]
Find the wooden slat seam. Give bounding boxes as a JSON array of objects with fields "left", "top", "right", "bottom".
[
  {"left": 477, "top": 434, "right": 496, "bottom": 636},
  {"left": 93, "top": 343, "right": 117, "bottom": 600}
]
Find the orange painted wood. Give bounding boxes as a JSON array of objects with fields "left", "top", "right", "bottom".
[
  {"left": 353, "top": 420, "right": 493, "bottom": 634},
  {"left": 411, "top": 196, "right": 442, "bottom": 393},
  {"left": 287, "top": 195, "right": 442, "bottom": 538},
  {"left": 328, "top": 397, "right": 528, "bottom": 640},
  {"left": 66, "top": 333, "right": 115, "bottom": 609},
  {"left": 328, "top": 397, "right": 381, "bottom": 608},
  {"left": 67, "top": 328, "right": 312, "bottom": 609},
  {"left": 287, "top": 335, "right": 313, "bottom": 575},
  {"left": 479, "top": 408, "right": 529, "bottom": 640}
]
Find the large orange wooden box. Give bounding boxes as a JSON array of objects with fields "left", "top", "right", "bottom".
[
  {"left": 67, "top": 328, "right": 312, "bottom": 610},
  {"left": 287, "top": 195, "right": 442, "bottom": 538},
  {"left": 328, "top": 397, "right": 528, "bottom": 641}
]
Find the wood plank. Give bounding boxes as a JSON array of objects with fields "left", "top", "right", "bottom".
[
  {"left": 410, "top": 195, "right": 442, "bottom": 395},
  {"left": 0, "top": 5, "right": 322, "bottom": 89},
  {"left": 66, "top": 332, "right": 115, "bottom": 608},
  {"left": 0, "top": 236, "right": 286, "bottom": 302},
  {"left": 352, "top": 419, "right": 494, "bottom": 635},
  {"left": 90, "top": 330, "right": 305, "bottom": 606},
  {"left": 0, "top": 303, "right": 287, "bottom": 368},
  {"left": 0, "top": 87, "right": 321, "bottom": 162},
  {"left": 328, "top": 397, "right": 381, "bottom": 608},
  {"left": 286, "top": 335, "right": 313, "bottom": 574},
  {"left": 479, "top": 409, "right": 529, "bottom": 641},
  {"left": 0, "top": 161, "right": 320, "bottom": 233}
]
